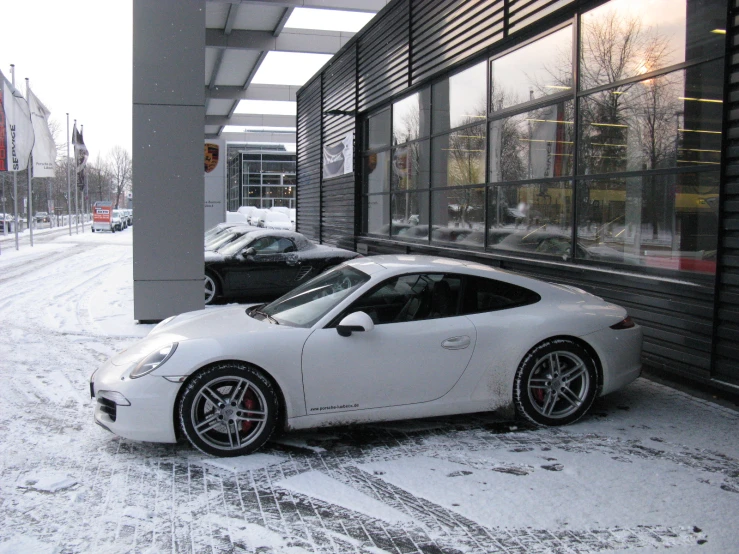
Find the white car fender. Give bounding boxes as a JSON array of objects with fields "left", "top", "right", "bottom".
[
  {"left": 461, "top": 304, "right": 608, "bottom": 408},
  {"left": 151, "top": 334, "right": 309, "bottom": 418}
]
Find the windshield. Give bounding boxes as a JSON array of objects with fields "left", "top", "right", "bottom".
[
  {"left": 217, "top": 233, "right": 255, "bottom": 256},
  {"left": 206, "top": 230, "right": 241, "bottom": 251},
  {"left": 257, "top": 265, "right": 370, "bottom": 327}
]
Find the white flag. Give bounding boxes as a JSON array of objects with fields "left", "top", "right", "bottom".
[
  {"left": 28, "top": 88, "right": 57, "bottom": 178},
  {"left": 0, "top": 70, "right": 35, "bottom": 172}
]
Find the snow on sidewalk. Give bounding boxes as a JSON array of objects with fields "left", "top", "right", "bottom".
[{"left": 0, "top": 230, "right": 737, "bottom": 553}]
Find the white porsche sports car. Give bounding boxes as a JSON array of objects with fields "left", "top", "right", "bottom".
[{"left": 90, "top": 255, "right": 642, "bottom": 457}]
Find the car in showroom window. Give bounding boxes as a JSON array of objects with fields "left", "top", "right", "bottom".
[{"left": 91, "top": 255, "right": 642, "bottom": 458}]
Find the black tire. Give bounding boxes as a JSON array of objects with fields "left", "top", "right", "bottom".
[
  {"left": 514, "top": 338, "right": 598, "bottom": 426},
  {"left": 179, "top": 363, "right": 279, "bottom": 457},
  {"left": 204, "top": 271, "right": 219, "bottom": 305}
]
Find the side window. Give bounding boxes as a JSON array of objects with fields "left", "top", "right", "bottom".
[
  {"left": 250, "top": 236, "right": 295, "bottom": 254},
  {"left": 340, "top": 273, "right": 461, "bottom": 325},
  {"left": 276, "top": 237, "right": 297, "bottom": 253},
  {"left": 461, "top": 276, "right": 540, "bottom": 314},
  {"left": 250, "top": 236, "right": 278, "bottom": 253}
]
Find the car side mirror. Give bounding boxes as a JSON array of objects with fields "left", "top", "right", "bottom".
[
  {"left": 242, "top": 247, "right": 256, "bottom": 259},
  {"left": 336, "top": 311, "right": 374, "bottom": 337}
]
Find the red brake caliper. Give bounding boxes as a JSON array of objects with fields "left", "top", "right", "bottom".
[{"left": 241, "top": 388, "right": 257, "bottom": 433}]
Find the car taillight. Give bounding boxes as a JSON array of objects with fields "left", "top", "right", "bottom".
[{"left": 610, "top": 316, "right": 635, "bottom": 330}]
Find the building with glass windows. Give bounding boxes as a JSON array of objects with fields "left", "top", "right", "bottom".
[
  {"left": 297, "top": 0, "right": 738, "bottom": 391},
  {"left": 226, "top": 145, "right": 296, "bottom": 212}
]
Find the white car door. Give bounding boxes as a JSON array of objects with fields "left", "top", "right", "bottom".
[{"left": 301, "top": 273, "right": 477, "bottom": 413}]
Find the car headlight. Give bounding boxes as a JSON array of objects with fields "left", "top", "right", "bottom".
[{"left": 129, "top": 343, "right": 178, "bottom": 379}]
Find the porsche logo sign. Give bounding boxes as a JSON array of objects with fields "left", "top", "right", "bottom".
[{"left": 204, "top": 143, "right": 219, "bottom": 173}]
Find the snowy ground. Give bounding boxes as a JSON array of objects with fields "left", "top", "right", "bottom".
[{"left": 0, "top": 227, "right": 738, "bottom": 554}]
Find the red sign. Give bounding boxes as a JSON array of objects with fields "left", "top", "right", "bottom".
[{"left": 93, "top": 201, "right": 113, "bottom": 225}]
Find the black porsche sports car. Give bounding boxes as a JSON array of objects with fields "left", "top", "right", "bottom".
[{"left": 204, "top": 229, "right": 361, "bottom": 304}]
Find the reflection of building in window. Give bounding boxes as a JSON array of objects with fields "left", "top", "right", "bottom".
[{"left": 359, "top": 0, "right": 724, "bottom": 275}]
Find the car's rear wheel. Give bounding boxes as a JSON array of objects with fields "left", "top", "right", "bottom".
[
  {"left": 179, "top": 363, "right": 279, "bottom": 457},
  {"left": 514, "top": 338, "right": 598, "bottom": 426},
  {"left": 204, "top": 272, "right": 218, "bottom": 305}
]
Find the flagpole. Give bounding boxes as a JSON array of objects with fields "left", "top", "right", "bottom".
[
  {"left": 2, "top": 172, "right": 6, "bottom": 237},
  {"left": 26, "top": 78, "right": 34, "bottom": 248},
  {"left": 74, "top": 119, "right": 79, "bottom": 234},
  {"left": 81, "top": 124, "right": 85, "bottom": 233},
  {"left": 11, "top": 65, "right": 19, "bottom": 251},
  {"left": 66, "top": 114, "right": 71, "bottom": 235}
]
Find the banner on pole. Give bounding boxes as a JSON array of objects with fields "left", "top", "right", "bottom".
[
  {"left": 28, "top": 88, "right": 57, "bottom": 178},
  {"left": 0, "top": 70, "right": 35, "bottom": 172},
  {"left": 72, "top": 123, "right": 88, "bottom": 190}
]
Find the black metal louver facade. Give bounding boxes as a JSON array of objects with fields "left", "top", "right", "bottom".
[
  {"left": 296, "top": 77, "right": 321, "bottom": 242},
  {"left": 410, "top": 0, "right": 505, "bottom": 84},
  {"left": 296, "top": 0, "right": 738, "bottom": 392},
  {"left": 357, "top": 1, "right": 410, "bottom": 112},
  {"left": 714, "top": 0, "right": 739, "bottom": 385},
  {"left": 321, "top": 45, "right": 358, "bottom": 248}
]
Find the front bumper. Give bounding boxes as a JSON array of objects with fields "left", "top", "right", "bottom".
[{"left": 90, "top": 359, "right": 182, "bottom": 443}]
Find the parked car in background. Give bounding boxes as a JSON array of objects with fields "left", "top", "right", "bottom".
[
  {"left": 204, "top": 230, "right": 361, "bottom": 305},
  {"left": 91, "top": 255, "right": 642, "bottom": 457},
  {"left": 111, "top": 210, "right": 125, "bottom": 231},
  {"left": 289, "top": 208, "right": 296, "bottom": 228},
  {"left": 226, "top": 211, "right": 249, "bottom": 224},
  {"left": 205, "top": 222, "right": 245, "bottom": 244},
  {"left": 259, "top": 211, "right": 292, "bottom": 230},
  {"left": 247, "top": 208, "right": 268, "bottom": 226},
  {"left": 237, "top": 206, "right": 258, "bottom": 220},
  {"left": 269, "top": 206, "right": 291, "bottom": 217},
  {"left": 205, "top": 225, "right": 257, "bottom": 252}
]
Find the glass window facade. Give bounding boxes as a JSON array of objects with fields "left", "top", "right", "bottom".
[
  {"left": 361, "top": 0, "right": 726, "bottom": 276},
  {"left": 227, "top": 149, "right": 296, "bottom": 210}
]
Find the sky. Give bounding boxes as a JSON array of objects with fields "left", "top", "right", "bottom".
[{"left": 0, "top": 0, "right": 133, "bottom": 164}]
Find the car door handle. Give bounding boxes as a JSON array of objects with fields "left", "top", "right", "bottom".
[{"left": 441, "top": 336, "right": 471, "bottom": 350}]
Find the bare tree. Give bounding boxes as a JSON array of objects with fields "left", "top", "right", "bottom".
[
  {"left": 108, "top": 146, "right": 132, "bottom": 209},
  {"left": 86, "top": 154, "right": 113, "bottom": 204}
]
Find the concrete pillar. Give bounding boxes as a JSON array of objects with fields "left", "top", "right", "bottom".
[{"left": 132, "top": 0, "right": 205, "bottom": 321}]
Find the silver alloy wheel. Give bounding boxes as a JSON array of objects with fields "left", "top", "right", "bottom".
[
  {"left": 190, "top": 375, "right": 268, "bottom": 451},
  {"left": 204, "top": 274, "right": 216, "bottom": 304},
  {"left": 526, "top": 350, "right": 590, "bottom": 419}
]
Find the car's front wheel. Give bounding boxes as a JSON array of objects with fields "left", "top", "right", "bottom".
[
  {"left": 514, "top": 338, "right": 598, "bottom": 426},
  {"left": 204, "top": 271, "right": 219, "bottom": 305},
  {"left": 179, "top": 363, "right": 279, "bottom": 457}
]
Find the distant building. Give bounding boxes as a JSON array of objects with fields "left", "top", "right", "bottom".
[{"left": 227, "top": 144, "right": 296, "bottom": 211}]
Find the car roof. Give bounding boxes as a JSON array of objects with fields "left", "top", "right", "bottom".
[
  {"left": 345, "top": 254, "right": 572, "bottom": 296},
  {"left": 346, "top": 254, "right": 499, "bottom": 274}
]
